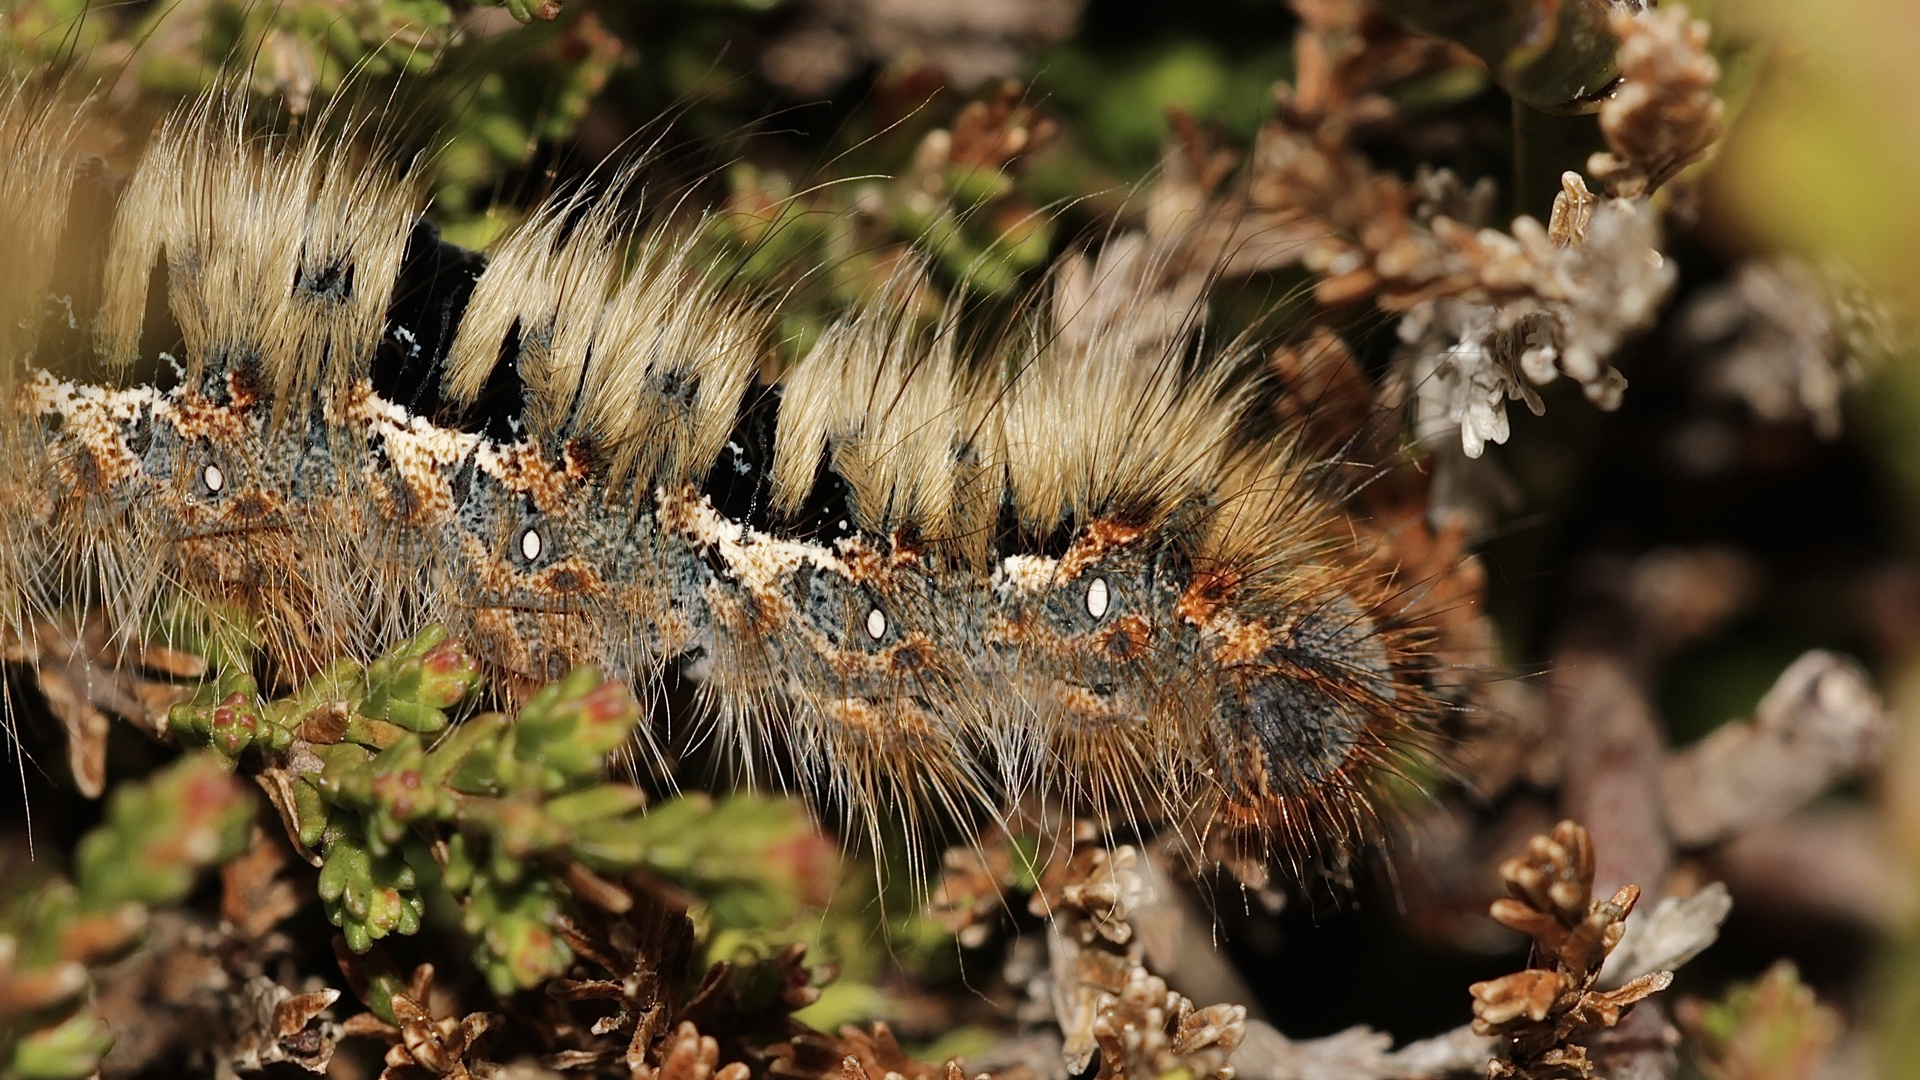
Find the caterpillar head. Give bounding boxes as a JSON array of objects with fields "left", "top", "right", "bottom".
[
  {"left": 1188, "top": 567, "right": 1416, "bottom": 860},
  {"left": 993, "top": 512, "right": 1418, "bottom": 852}
]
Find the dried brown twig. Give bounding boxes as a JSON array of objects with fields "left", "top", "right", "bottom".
[
  {"left": 930, "top": 818, "right": 1249, "bottom": 1080},
  {"left": 85, "top": 827, "right": 344, "bottom": 1079},
  {"left": 1030, "top": 828, "right": 1162, "bottom": 1074},
  {"left": 775, "top": 1022, "right": 976, "bottom": 1080},
  {"left": 1550, "top": 650, "right": 1671, "bottom": 903},
  {"left": 334, "top": 957, "right": 495, "bottom": 1080},
  {"left": 1151, "top": 1, "right": 1725, "bottom": 465},
  {"left": 637, "top": 1022, "right": 750, "bottom": 1080},
  {"left": 1661, "top": 651, "right": 1890, "bottom": 848},
  {"left": 1, "top": 614, "right": 202, "bottom": 796},
  {"left": 1711, "top": 807, "right": 1916, "bottom": 932},
  {"left": 1471, "top": 821, "right": 1672, "bottom": 1080},
  {"left": 1089, "top": 968, "right": 1242, "bottom": 1080},
  {"left": 544, "top": 897, "right": 698, "bottom": 1073}
]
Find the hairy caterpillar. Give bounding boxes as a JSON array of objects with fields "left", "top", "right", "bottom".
[{"left": 2, "top": 83, "right": 1432, "bottom": 865}]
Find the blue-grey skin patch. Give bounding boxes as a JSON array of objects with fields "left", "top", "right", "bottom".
[
  {"left": 995, "top": 541, "right": 1198, "bottom": 722},
  {"left": 776, "top": 553, "right": 982, "bottom": 701},
  {"left": 1027, "top": 546, "right": 1186, "bottom": 677},
  {"left": 288, "top": 421, "right": 345, "bottom": 505},
  {"left": 424, "top": 455, "right": 601, "bottom": 680},
  {"left": 27, "top": 365, "right": 386, "bottom": 674}
]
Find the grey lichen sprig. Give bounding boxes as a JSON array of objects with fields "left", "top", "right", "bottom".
[
  {"left": 0, "top": 755, "right": 254, "bottom": 1080},
  {"left": 1678, "top": 257, "right": 1908, "bottom": 442},
  {"left": 1399, "top": 2, "right": 1728, "bottom": 456},
  {"left": 1137, "top": 0, "right": 1711, "bottom": 461}
]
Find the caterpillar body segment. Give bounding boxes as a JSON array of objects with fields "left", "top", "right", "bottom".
[
  {"left": 985, "top": 237, "right": 1255, "bottom": 831},
  {"left": 0, "top": 84, "right": 88, "bottom": 659},
  {"left": 6, "top": 91, "right": 1435, "bottom": 866},
  {"left": 26, "top": 99, "right": 416, "bottom": 675}
]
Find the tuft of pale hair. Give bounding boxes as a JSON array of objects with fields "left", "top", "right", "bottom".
[
  {"left": 1198, "top": 442, "right": 1346, "bottom": 590},
  {"left": 772, "top": 267, "right": 994, "bottom": 555},
  {"left": 441, "top": 185, "right": 625, "bottom": 439},
  {"left": 0, "top": 78, "right": 85, "bottom": 372},
  {"left": 94, "top": 92, "right": 416, "bottom": 418},
  {"left": 573, "top": 227, "right": 764, "bottom": 487},
  {"left": 999, "top": 234, "right": 1251, "bottom": 534},
  {"left": 444, "top": 178, "right": 765, "bottom": 479}
]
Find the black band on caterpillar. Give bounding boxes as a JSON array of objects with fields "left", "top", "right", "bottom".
[{"left": 3, "top": 85, "right": 1434, "bottom": 866}]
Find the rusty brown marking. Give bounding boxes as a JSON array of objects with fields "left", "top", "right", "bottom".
[
  {"left": 465, "top": 607, "right": 537, "bottom": 679},
  {"left": 168, "top": 393, "right": 256, "bottom": 446},
  {"left": 529, "top": 555, "right": 607, "bottom": 599},
  {"left": 822, "top": 695, "right": 887, "bottom": 732},
  {"left": 455, "top": 537, "right": 609, "bottom": 607},
  {"left": 460, "top": 605, "right": 603, "bottom": 687},
  {"left": 225, "top": 368, "right": 262, "bottom": 411},
  {"left": 816, "top": 630, "right": 945, "bottom": 681},
  {"left": 1046, "top": 682, "right": 1128, "bottom": 721},
  {"left": 559, "top": 438, "right": 598, "bottom": 480},
  {"left": 833, "top": 533, "right": 929, "bottom": 587},
  {"left": 366, "top": 458, "right": 452, "bottom": 527},
  {"left": 1097, "top": 614, "right": 1154, "bottom": 661},
  {"left": 1176, "top": 567, "right": 1240, "bottom": 626},
  {"left": 1056, "top": 518, "right": 1146, "bottom": 583},
  {"left": 704, "top": 579, "right": 791, "bottom": 642},
  {"left": 1208, "top": 615, "right": 1282, "bottom": 667},
  {"left": 488, "top": 440, "right": 589, "bottom": 515},
  {"left": 835, "top": 537, "right": 889, "bottom": 583},
  {"left": 54, "top": 429, "right": 139, "bottom": 493},
  {"left": 820, "top": 696, "right": 945, "bottom": 741},
  {"left": 655, "top": 484, "right": 703, "bottom": 536},
  {"left": 34, "top": 386, "right": 142, "bottom": 492}
]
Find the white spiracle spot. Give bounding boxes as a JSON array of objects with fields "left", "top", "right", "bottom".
[
  {"left": 1085, "top": 576, "right": 1110, "bottom": 619},
  {"left": 519, "top": 526, "right": 544, "bottom": 562},
  {"left": 201, "top": 463, "right": 225, "bottom": 494},
  {"left": 865, "top": 607, "right": 888, "bottom": 641}
]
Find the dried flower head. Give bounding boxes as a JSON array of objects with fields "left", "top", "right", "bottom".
[
  {"left": 1470, "top": 821, "right": 1674, "bottom": 1080},
  {"left": 1588, "top": 6, "right": 1726, "bottom": 199},
  {"left": 1090, "top": 968, "right": 1244, "bottom": 1080}
]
